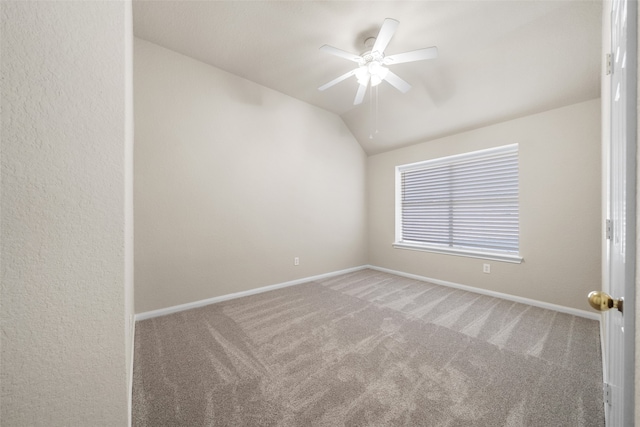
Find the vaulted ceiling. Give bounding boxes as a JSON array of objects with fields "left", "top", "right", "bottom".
[{"left": 133, "top": 1, "right": 602, "bottom": 155}]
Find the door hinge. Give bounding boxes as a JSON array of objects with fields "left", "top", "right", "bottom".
[
  {"left": 606, "top": 219, "right": 612, "bottom": 240},
  {"left": 606, "top": 53, "right": 612, "bottom": 75},
  {"left": 603, "top": 383, "right": 612, "bottom": 405}
]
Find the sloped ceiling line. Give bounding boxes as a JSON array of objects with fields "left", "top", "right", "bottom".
[{"left": 133, "top": 0, "right": 601, "bottom": 155}]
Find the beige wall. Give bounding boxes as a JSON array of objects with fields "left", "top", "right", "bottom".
[
  {"left": 368, "top": 99, "right": 601, "bottom": 312},
  {"left": 1, "top": 2, "right": 133, "bottom": 425},
  {"left": 134, "top": 39, "right": 368, "bottom": 314},
  {"left": 125, "top": 0, "right": 136, "bottom": 417},
  {"left": 635, "top": 2, "right": 639, "bottom": 422}
]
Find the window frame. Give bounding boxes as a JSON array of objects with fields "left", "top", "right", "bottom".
[{"left": 393, "top": 144, "right": 523, "bottom": 264}]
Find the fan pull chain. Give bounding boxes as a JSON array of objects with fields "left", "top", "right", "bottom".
[
  {"left": 369, "top": 84, "right": 373, "bottom": 139},
  {"left": 375, "top": 85, "right": 379, "bottom": 135},
  {"left": 369, "top": 84, "right": 380, "bottom": 139}
]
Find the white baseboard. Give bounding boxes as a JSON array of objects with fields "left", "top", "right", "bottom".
[
  {"left": 366, "top": 265, "right": 600, "bottom": 320},
  {"left": 135, "top": 265, "right": 369, "bottom": 321},
  {"left": 135, "top": 264, "right": 599, "bottom": 322}
]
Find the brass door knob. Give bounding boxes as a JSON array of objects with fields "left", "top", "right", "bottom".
[{"left": 588, "top": 291, "right": 623, "bottom": 313}]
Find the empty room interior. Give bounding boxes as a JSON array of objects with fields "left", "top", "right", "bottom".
[{"left": 2, "top": 0, "right": 639, "bottom": 426}]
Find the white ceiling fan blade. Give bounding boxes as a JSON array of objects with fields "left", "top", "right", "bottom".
[
  {"left": 318, "top": 69, "right": 358, "bottom": 91},
  {"left": 319, "top": 45, "right": 362, "bottom": 63},
  {"left": 384, "top": 46, "right": 438, "bottom": 65},
  {"left": 354, "top": 77, "right": 369, "bottom": 105},
  {"left": 372, "top": 18, "right": 399, "bottom": 54},
  {"left": 383, "top": 70, "right": 411, "bottom": 93}
]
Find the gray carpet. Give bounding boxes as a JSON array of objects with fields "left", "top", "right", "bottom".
[{"left": 133, "top": 269, "right": 604, "bottom": 426}]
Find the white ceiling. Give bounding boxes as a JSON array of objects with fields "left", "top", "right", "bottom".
[{"left": 133, "top": 0, "right": 602, "bottom": 155}]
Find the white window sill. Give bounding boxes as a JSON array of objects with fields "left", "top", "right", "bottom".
[{"left": 392, "top": 242, "right": 523, "bottom": 264}]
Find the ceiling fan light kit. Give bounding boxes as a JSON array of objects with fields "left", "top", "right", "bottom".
[{"left": 318, "top": 18, "right": 438, "bottom": 106}]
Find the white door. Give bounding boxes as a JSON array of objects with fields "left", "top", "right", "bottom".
[{"left": 600, "top": 0, "right": 636, "bottom": 425}]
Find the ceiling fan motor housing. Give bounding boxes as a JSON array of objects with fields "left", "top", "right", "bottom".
[
  {"left": 318, "top": 18, "right": 438, "bottom": 104},
  {"left": 356, "top": 51, "right": 388, "bottom": 86}
]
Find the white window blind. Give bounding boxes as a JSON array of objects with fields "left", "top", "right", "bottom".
[{"left": 395, "top": 144, "right": 521, "bottom": 262}]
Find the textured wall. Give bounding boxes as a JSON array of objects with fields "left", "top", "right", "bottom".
[
  {"left": 124, "top": 0, "right": 136, "bottom": 416},
  {"left": 134, "top": 39, "right": 368, "bottom": 314},
  {"left": 368, "top": 99, "right": 601, "bottom": 312},
  {"left": 1, "top": 2, "right": 132, "bottom": 425},
  {"left": 636, "top": 2, "right": 640, "bottom": 422}
]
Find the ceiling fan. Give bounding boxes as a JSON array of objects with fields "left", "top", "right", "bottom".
[{"left": 318, "top": 18, "right": 438, "bottom": 105}]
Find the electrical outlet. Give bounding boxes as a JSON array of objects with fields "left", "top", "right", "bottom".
[
  {"left": 294, "top": 257, "right": 299, "bottom": 266},
  {"left": 483, "top": 263, "right": 491, "bottom": 274}
]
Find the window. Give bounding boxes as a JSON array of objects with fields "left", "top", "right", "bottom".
[{"left": 394, "top": 144, "right": 522, "bottom": 263}]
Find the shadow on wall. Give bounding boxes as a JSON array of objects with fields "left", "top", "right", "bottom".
[
  {"left": 218, "top": 71, "right": 265, "bottom": 107},
  {"left": 418, "top": 67, "right": 456, "bottom": 108}
]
